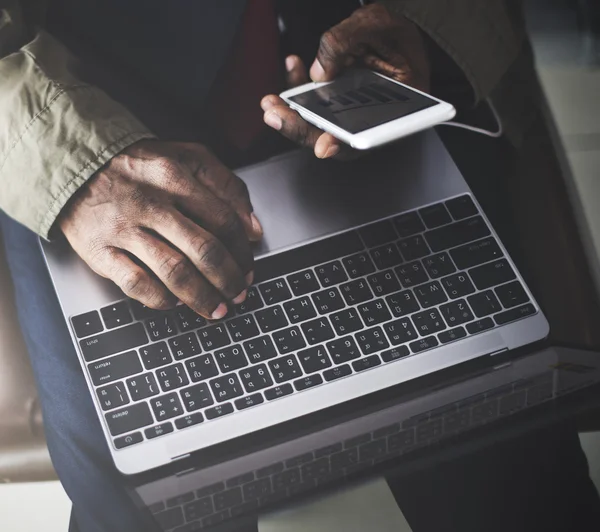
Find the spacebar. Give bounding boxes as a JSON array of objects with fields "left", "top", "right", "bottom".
[{"left": 254, "top": 230, "right": 364, "bottom": 283}]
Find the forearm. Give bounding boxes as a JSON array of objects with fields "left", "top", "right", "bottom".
[{"left": 0, "top": 7, "right": 153, "bottom": 238}]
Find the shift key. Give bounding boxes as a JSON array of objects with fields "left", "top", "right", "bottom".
[{"left": 80, "top": 323, "right": 148, "bottom": 362}]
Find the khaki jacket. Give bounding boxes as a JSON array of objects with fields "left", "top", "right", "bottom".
[{"left": 0, "top": 0, "right": 535, "bottom": 238}]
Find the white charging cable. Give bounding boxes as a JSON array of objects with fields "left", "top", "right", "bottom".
[{"left": 437, "top": 98, "right": 503, "bottom": 138}]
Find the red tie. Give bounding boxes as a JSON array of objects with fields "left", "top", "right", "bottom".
[{"left": 212, "top": 0, "right": 281, "bottom": 151}]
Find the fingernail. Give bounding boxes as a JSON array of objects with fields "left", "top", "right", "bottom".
[
  {"left": 261, "top": 97, "right": 275, "bottom": 111},
  {"left": 232, "top": 289, "right": 247, "bottom": 305},
  {"left": 246, "top": 270, "right": 255, "bottom": 286},
  {"left": 176, "top": 300, "right": 185, "bottom": 306},
  {"left": 285, "top": 56, "right": 296, "bottom": 72},
  {"left": 211, "top": 302, "right": 228, "bottom": 320},
  {"left": 310, "top": 59, "right": 325, "bottom": 81},
  {"left": 264, "top": 111, "right": 282, "bottom": 130},
  {"left": 323, "top": 144, "right": 340, "bottom": 159},
  {"left": 251, "top": 213, "right": 263, "bottom": 236}
]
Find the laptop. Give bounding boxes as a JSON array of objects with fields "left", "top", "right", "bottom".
[
  {"left": 128, "top": 344, "right": 600, "bottom": 531},
  {"left": 41, "top": 130, "right": 549, "bottom": 474}
]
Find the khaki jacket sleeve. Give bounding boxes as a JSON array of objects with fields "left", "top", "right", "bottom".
[
  {"left": 381, "top": 0, "right": 525, "bottom": 103},
  {"left": 0, "top": 3, "right": 154, "bottom": 238}
]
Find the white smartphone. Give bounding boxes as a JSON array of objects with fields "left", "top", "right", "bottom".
[{"left": 280, "top": 69, "right": 456, "bottom": 150}]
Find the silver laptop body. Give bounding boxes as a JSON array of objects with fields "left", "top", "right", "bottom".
[{"left": 41, "top": 131, "right": 549, "bottom": 474}]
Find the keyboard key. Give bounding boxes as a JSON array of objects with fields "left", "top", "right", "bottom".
[
  {"left": 422, "top": 252, "right": 456, "bottom": 279},
  {"left": 174, "top": 306, "right": 206, "bottom": 332},
  {"left": 88, "top": 350, "right": 142, "bottom": 386},
  {"left": 235, "top": 286, "right": 264, "bottom": 314},
  {"left": 72, "top": 310, "right": 103, "bottom": 338},
  {"left": 395, "top": 261, "right": 429, "bottom": 287},
  {"left": 359, "top": 219, "right": 397, "bottom": 247},
  {"left": 419, "top": 203, "right": 452, "bottom": 228},
  {"left": 242, "top": 477, "right": 272, "bottom": 500},
  {"left": 287, "top": 270, "right": 320, "bottom": 296},
  {"left": 175, "top": 413, "right": 204, "bottom": 430},
  {"left": 468, "top": 290, "right": 502, "bottom": 317},
  {"left": 409, "top": 336, "right": 439, "bottom": 353},
  {"left": 441, "top": 273, "right": 476, "bottom": 299},
  {"left": 145, "top": 422, "right": 174, "bottom": 440},
  {"left": 198, "top": 323, "right": 231, "bottom": 351},
  {"left": 368, "top": 270, "right": 401, "bottom": 296},
  {"left": 466, "top": 318, "right": 495, "bottom": 335},
  {"left": 259, "top": 278, "right": 292, "bottom": 305},
  {"left": 100, "top": 301, "right": 132, "bottom": 330},
  {"left": 214, "top": 345, "right": 248, "bottom": 373},
  {"left": 450, "top": 237, "right": 503, "bottom": 270},
  {"left": 340, "top": 279, "right": 373, "bottom": 305},
  {"left": 256, "top": 463, "right": 284, "bottom": 478},
  {"left": 283, "top": 296, "right": 317, "bottom": 324},
  {"left": 129, "top": 300, "right": 162, "bottom": 321},
  {"left": 370, "top": 243, "right": 403, "bottom": 269},
  {"left": 239, "top": 364, "right": 273, "bottom": 392},
  {"left": 388, "top": 429, "right": 415, "bottom": 451},
  {"left": 273, "top": 326, "right": 306, "bottom": 354},
  {"left": 106, "top": 402, "right": 153, "bottom": 436},
  {"left": 114, "top": 432, "right": 143, "bottom": 449},
  {"left": 384, "top": 318, "right": 418, "bottom": 345},
  {"left": 265, "top": 384, "right": 294, "bottom": 400},
  {"left": 146, "top": 315, "right": 177, "bottom": 341},
  {"left": 97, "top": 382, "right": 129, "bottom": 411},
  {"left": 316, "top": 260, "right": 348, "bottom": 287},
  {"left": 301, "top": 317, "right": 335, "bottom": 345},
  {"left": 294, "top": 374, "right": 324, "bottom": 391},
  {"left": 226, "top": 315, "right": 260, "bottom": 342},
  {"left": 358, "top": 299, "right": 392, "bottom": 326},
  {"left": 195, "top": 483, "right": 225, "bottom": 498},
  {"left": 397, "top": 235, "right": 431, "bottom": 260},
  {"left": 414, "top": 281, "right": 448, "bottom": 308},
  {"left": 393, "top": 212, "right": 425, "bottom": 238},
  {"left": 151, "top": 392, "right": 184, "bottom": 422},
  {"left": 356, "top": 326, "right": 389, "bottom": 355},
  {"left": 381, "top": 346, "right": 410, "bottom": 362},
  {"left": 255, "top": 305, "right": 288, "bottom": 333},
  {"left": 273, "top": 468, "right": 301, "bottom": 490},
  {"left": 312, "top": 288, "right": 345, "bottom": 315},
  {"left": 412, "top": 309, "right": 446, "bottom": 335},
  {"left": 343, "top": 252, "right": 376, "bottom": 278},
  {"left": 243, "top": 336, "right": 278, "bottom": 364},
  {"left": 157, "top": 363, "right": 189, "bottom": 391},
  {"left": 324, "top": 364, "right": 352, "bottom": 381},
  {"left": 154, "top": 508, "right": 185, "bottom": 530},
  {"left": 352, "top": 354, "right": 382, "bottom": 372},
  {"left": 330, "top": 308, "right": 364, "bottom": 335},
  {"left": 186, "top": 354, "right": 219, "bottom": 382},
  {"left": 205, "top": 403, "right": 235, "bottom": 419},
  {"left": 438, "top": 326, "right": 467, "bottom": 343},
  {"left": 440, "top": 299, "right": 475, "bottom": 326},
  {"left": 326, "top": 337, "right": 361, "bottom": 364},
  {"left": 139, "top": 342, "right": 171, "bottom": 370},
  {"left": 269, "top": 355, "right": 303, "bottom": 383},
  {"left": 180, "top": 383, "right": 214, "bottom": 411},
  {"left": 169, "top": 332, "right": 202, "bottom": 360},
  {"left": 494, "top": 303, "right": 536, "bottom": 325},
  {"left": 386, "top": 290, "right": 420, "bottom": 317},
  {"left": 425, "top": 216, "right": 491, "bottom": 252},
  {"left": 297, "top": 345, "right": 332, "bottom": 373},
  {"left": 446, "top": 195, "right": 478, "bottom": 220},
  {"left": 79, "top": 323, "right": 148, "bottom": 362},
  {"left": 469, "top": 259, "right": 516, "bottom": 290},
  {"left": 495, "top": 280, "right": 529, "bottom": 308},
  {"left": 359, "top": 438, "right": 388, "bottom": 461},
  {"left": 210, "top": 374, "right": 244, "bottom": 402},
  {"left": 235, "top": 393, "right": 265, "bottom": 410},
  {"left": 126, "top": 372, "right": 159, "bottom": 401},
  {"left": 183, "top": 497, "right": 213, "bottom": 521}
]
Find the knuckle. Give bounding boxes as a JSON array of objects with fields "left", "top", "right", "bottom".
[
  {"left": 195, "top": 237, "right": 225, "bottom": 271},
  {"left": 159, "top": 254, "right": 192, "bottom": 285},
  {"left": 319, "top": 29, "right": 343, "bottom": 59},
  {"left": 120, "top": 268, "right": 147, "bottom": 296}
]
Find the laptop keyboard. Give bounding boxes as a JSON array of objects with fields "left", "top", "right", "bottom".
[{"left": 71, "top": 195, "right": 537, "bottom": 450}]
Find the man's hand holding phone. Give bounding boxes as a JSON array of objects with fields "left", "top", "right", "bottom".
[{"left": 261, "top": 3, "right": 431, "bottom": 159}]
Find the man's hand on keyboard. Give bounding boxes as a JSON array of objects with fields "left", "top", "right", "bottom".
[
  {"left": 261, "top": 3, "right": 431, "bottom": 159},
  {"left": 58, "top": 140, "right": 263, "bottom": 319}
]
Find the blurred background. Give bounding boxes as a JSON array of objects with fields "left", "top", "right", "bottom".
[{"left": 0, "top": 0, "right": 599, "bottom": 530}]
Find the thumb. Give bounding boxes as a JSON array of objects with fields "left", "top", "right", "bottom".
[{"left": 285, "top": 55, "right": 309, "bottom": 88}]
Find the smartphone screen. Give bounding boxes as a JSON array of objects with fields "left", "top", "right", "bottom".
[{"left": 288, "top": 70, "right": 437, "bottom": 134}]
